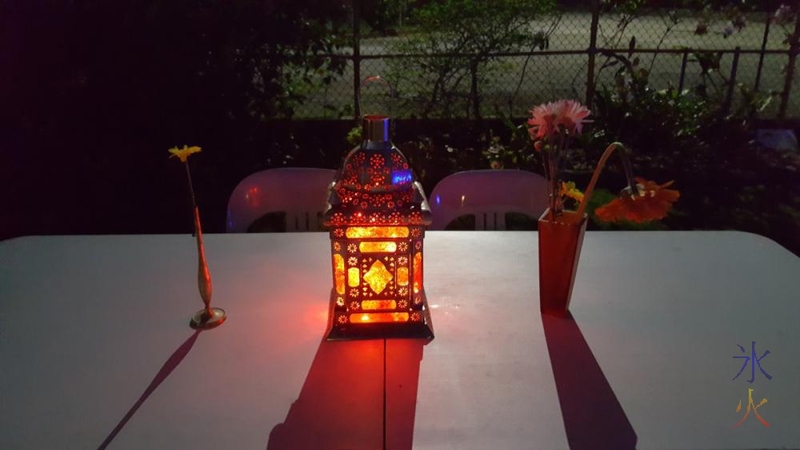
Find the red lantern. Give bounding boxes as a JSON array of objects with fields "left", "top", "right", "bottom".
[{"left": 324, "top": 114, "right": 434, "bottom": 340}]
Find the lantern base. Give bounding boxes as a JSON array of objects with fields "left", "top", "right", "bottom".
[{"left": 325, "top": 291, "right": 434, "bottom": 341}]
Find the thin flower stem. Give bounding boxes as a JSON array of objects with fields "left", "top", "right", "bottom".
[
  {"left": 543, "top": 147, "right": 558, "bottom": 217},
  {"left": 184, "top": 162, "right": 198, "bottom": 214},
  {"left": 184, "top": 162, "right": 199, "bottom": 237},
  {"left": 540, "top": 146, "right": 546, "bottom": 180},
  {"left": 549, "top": 132, "right": 571, "bottom": 217},
  {"left": 541, "top": 146, "right": 550, "bottom": 210},
  {"left": 575, "top": 142, "right": 637, "bottom": 220}
]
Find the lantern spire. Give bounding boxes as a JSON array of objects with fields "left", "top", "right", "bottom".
[{"left": 361, "top": 114, "right": 391, "bottom": 147}]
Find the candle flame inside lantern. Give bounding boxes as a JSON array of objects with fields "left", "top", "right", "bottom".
[{"left": 347, "top": 226, "right": 409, "bottom": 238}]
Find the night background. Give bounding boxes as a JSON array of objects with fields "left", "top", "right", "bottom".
[{"left": 2, "top": 0, "right": 799, "bottom": 254}]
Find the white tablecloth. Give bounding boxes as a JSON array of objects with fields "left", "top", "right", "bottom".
[{"left": 1, "top": 231, "right": 798, "bottom": 449}]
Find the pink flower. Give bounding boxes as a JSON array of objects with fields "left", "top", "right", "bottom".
[
  {"left": 527, "top": 101, "right": 561, "bottom": 139},
  {"left": 527, "top": 99, "right": 591, "bottom": 140},
  {"left": 558, "top": 100, "right": 591, "bottom": 135}
]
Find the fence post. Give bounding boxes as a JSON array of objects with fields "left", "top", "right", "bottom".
[
  {"left": 778, "top": 13, "right": 800, "bottom": 120},
  {"left": 353, "top": 0, "right": 361, "bottom": 119},
  {"left": 754, "top": 17, "right": 771, "bottom": 92},
  {"left": 470, "top": 61, "right": 480, "bottom": 119},
  {"left": 585, "top": 0, "right": 601, "bottom": 109},
  {"left": 678, "top": 49, "right": 689, "bottom": 93},
  {"left": 723, "top": 47, "right": 740, "bottom": 115}
]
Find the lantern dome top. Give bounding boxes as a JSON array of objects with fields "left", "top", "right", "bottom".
[
  {"left": 338, "top": 114, "right": 414, "bottom": 193},
  {"left": 324, "top": 115, "right": 431, "bottom": 227}
]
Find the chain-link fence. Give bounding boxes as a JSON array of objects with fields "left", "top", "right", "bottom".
[{"left": 292, "top": 1, "right": 799, "bottom": 120}]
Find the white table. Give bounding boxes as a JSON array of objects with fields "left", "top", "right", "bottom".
[{"left": 1, "top": 231, "right": 799, "bottom": 450}]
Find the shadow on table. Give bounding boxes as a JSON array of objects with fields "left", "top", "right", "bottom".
[
  {"left": 267, "top": 338, "right": 427, "bottom": 450},
  {"left": 98, "top": 329, "right": 201, "bottom": 450},
  {"left": 542, "top": 312, "right": 637, "bottom": 450},
  {"left": 385, "top": 339, "right": 427, "bottom": 450}
]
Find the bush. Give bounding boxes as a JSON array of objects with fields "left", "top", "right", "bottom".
[{"left": 388, "top": 0, "right": 555, "bottom": 119}]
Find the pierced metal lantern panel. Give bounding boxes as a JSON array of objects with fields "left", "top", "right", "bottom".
[{"left": 324, "top": 115, "right": 433, "bottom": 340}]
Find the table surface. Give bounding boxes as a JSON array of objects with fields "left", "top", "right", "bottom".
[{"left": 1, "top": 231, "right": 799, "bottom": 450}]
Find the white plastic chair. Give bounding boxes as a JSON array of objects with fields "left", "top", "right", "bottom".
[
  {"left": 428, "top": 170, "right": 549, "bottom": 230},
  {"left": 226, "top": 168, "right": 337, "bottom": 232}
]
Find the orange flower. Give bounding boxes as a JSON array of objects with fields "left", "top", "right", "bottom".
[{"left": 594, "top": 178, "right": 680, "bottom": 223}]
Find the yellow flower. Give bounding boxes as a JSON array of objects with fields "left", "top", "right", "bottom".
[
  {"left": 168, "top": 145, "right": 202, "bottom": 163},
  {"left": 559, "top": 181, "right": 584, "bottom": 203}
]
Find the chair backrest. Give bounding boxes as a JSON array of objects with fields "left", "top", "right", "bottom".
[
  {"left": 428, "top": 169, "right": 548, "bottom": 230},
  {"left": 226, "top": 168, "right": 337, "bottom": 232}
]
